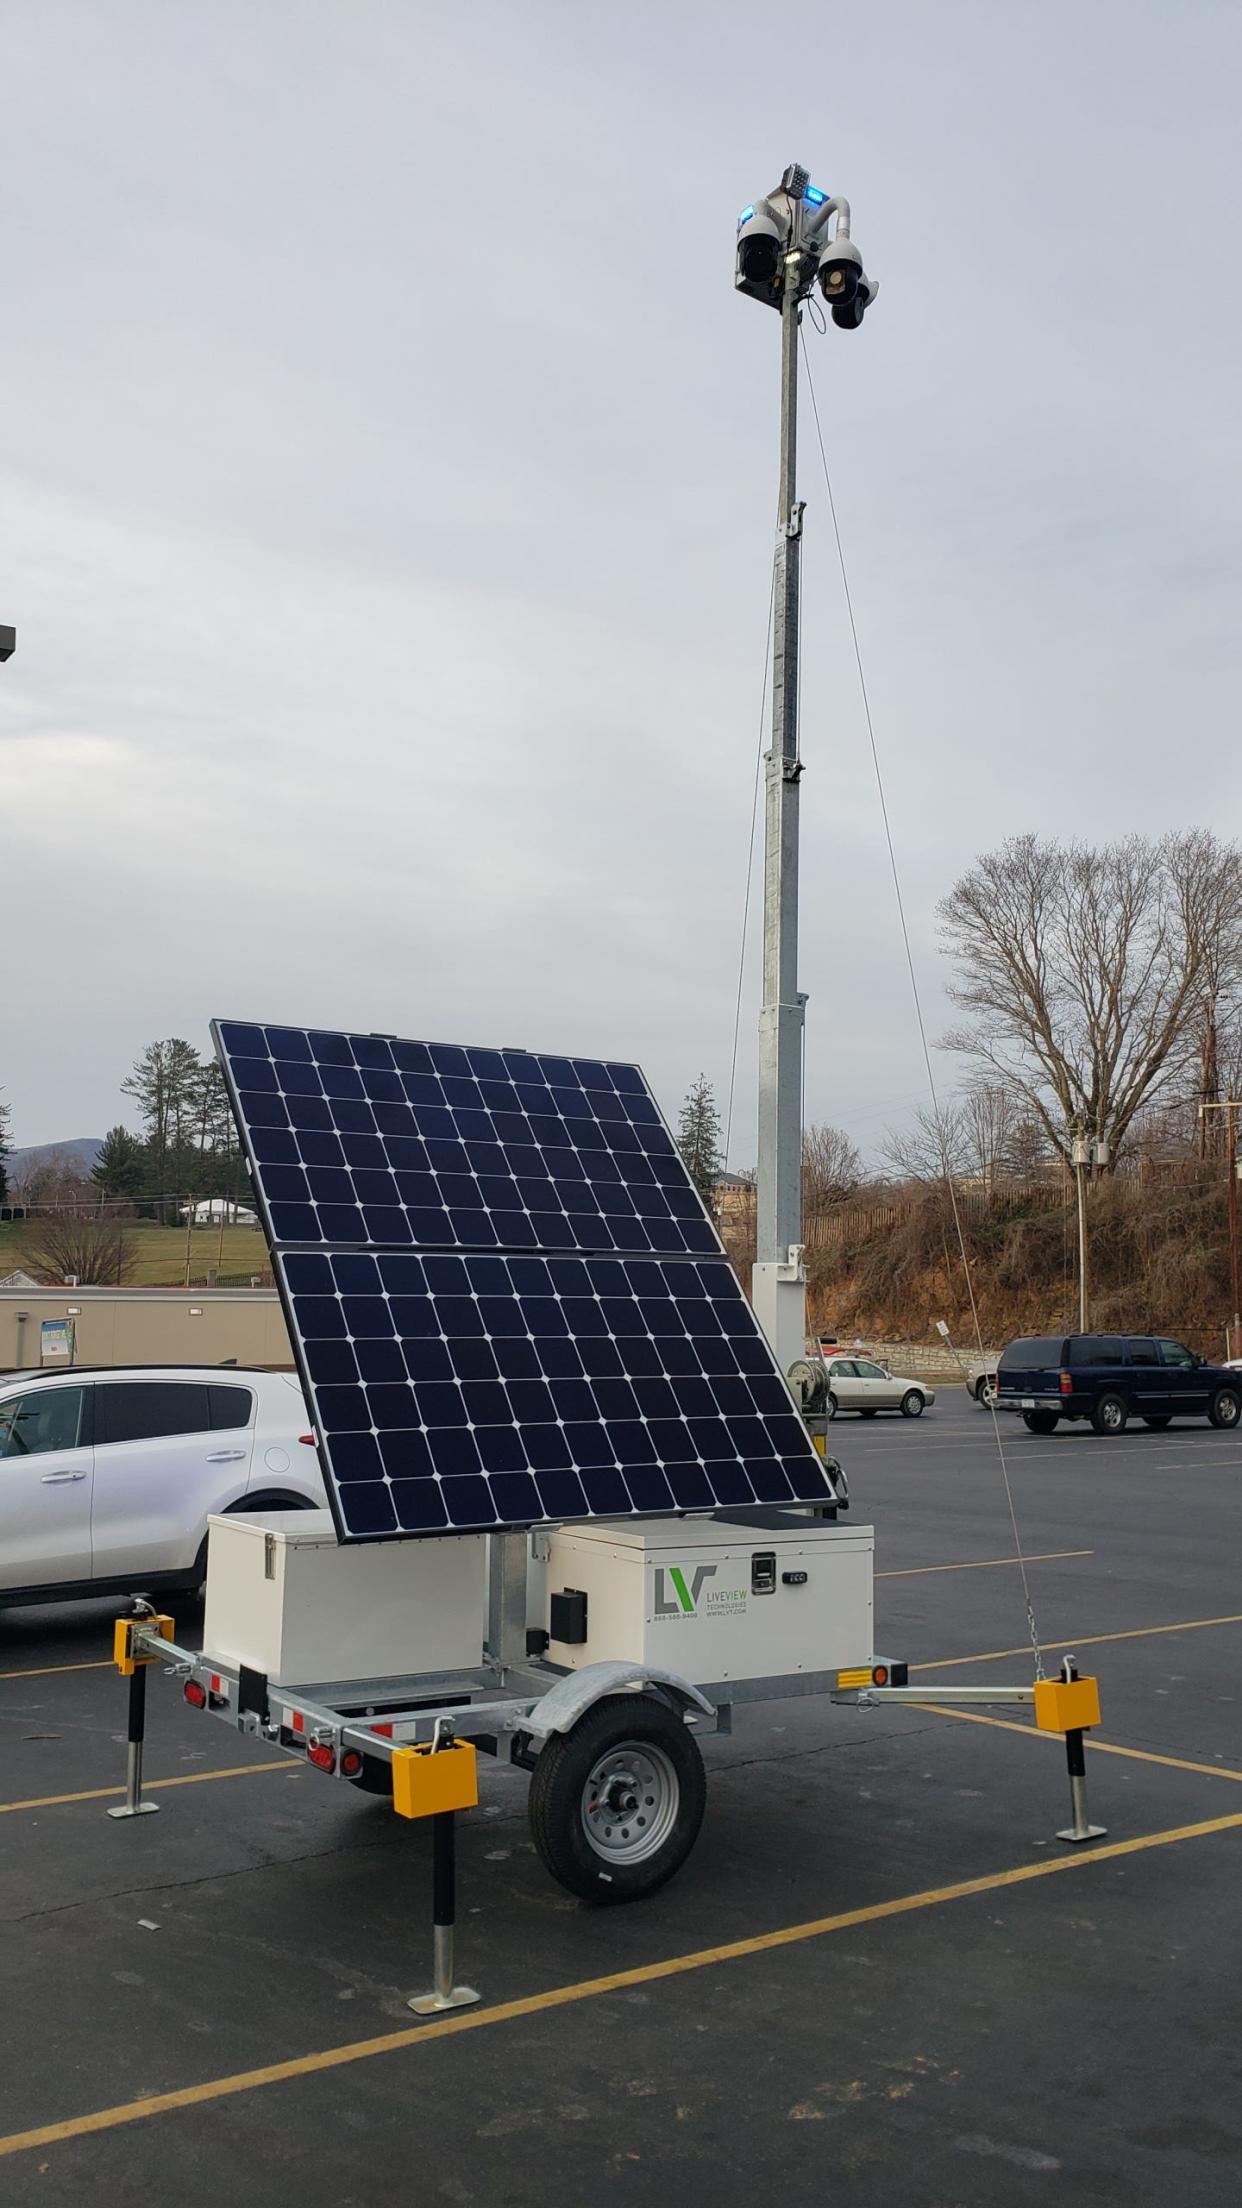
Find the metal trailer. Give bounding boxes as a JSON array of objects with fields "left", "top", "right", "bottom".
[{"left": 109, "top": 1513, "right": 1107, "bottom": 1951}]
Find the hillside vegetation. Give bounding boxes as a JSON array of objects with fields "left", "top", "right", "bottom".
[{"left": 798, "top": 1177, "right": 1235, "bottom": 1355}]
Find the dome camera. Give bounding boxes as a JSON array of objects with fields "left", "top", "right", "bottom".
[{"left": 816, "top": 234, "right": 863, "bottom": 307}]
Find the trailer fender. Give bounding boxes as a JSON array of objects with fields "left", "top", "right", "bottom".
[{"left": 524, "top": 1661, "right": 714, "bottom": 1740}]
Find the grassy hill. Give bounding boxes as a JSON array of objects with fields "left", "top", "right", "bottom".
[{"left": 0, "top": 1221, "right": 272, "bottom": 1288}]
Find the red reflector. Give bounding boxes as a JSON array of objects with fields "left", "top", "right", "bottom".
[
  {"left": 298, "top": 1432, "right": 317, "bottom": 1446},
  {"left": 183, "top": 1679, "right": 207, "bottom": 1709},
  {"left": 307, "top": 1742, "right": 335, "bottom": 1773},
  {"left": 210, "top": 1676, "right": 221, "bottom": 1695},
  {"left": 872, "top": 1664, "right": 889, "bottom": 1687},
  {"left": 1060, "top": 1372, "right": 1072, "bottom": 1394},
  {"left": 371, "top": 1721, "right": 394, "bottom": 1739},
  {"left": 292, "top": 1710, "right": 305, "bottom": 1733},
  {"left": 340, "top": 1750, "right": 363, "bottom": 1778}
]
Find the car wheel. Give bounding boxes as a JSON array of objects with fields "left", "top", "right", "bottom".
[
  {"left": 1209, "top": 1388, "right": 1241, "bottom": 1430},
  {"left": 900, "top": 1390, "right": 924, "bottom": 1418},
  {"left": 528, "top": 1695, "right": 706, "bottom": 1904},
  {"left": 826, "top": 1394, "right": 838, "bottom": 1420},
  {"left": 976, "top": 1377, "right": 996, "bottom": 1406},
  {"left": 1022, "top": 1410, "right": 1059, "bottom": 1434},
  {"left": 1091, "top": 1392, "right": 1129, "bottom": 1436},
  {"left": 1141, "top": 1416, "right": 1171, "bottom": 1430}
]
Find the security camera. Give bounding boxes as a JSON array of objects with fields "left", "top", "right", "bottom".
[
  {"left": 816, "top": 233, "right": 863, "bottom": 308},
  {"left": 735, "top": 197, "right": 791, "bottom": 309},
  {"left": 830, "top": 271, "right": 878, "bottom": 330},
  {"left": 0, "top": 624, "right": 15, "bottom": 663}
]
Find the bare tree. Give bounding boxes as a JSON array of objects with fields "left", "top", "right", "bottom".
[
  {"left": 939, "top": 831, "right": 1242, "bottom": 1171},
  {"left": 879, "top": 1105, "right": 969, "bottom": 1184},
  {"left": 10, "top": 1149, "right": 100, "bottom": 1211},
  {"left": 802, "top": 1123, "right": 863, "bottom": 1210},
  {"left": 21, "top": 1214, "right": 138, "bottom": 1286}
]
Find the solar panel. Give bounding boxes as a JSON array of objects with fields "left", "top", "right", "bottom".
[
  {"left": 213, "top": 1020, "right": 835, "bottom": 1540},
  {"left": 214, "top": 1021, "right": 719, "bottom": 1260}
]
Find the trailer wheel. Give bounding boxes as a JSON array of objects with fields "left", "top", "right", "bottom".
[{"left": 528, "top": 1695, "right": 705, "bottom": 1905}]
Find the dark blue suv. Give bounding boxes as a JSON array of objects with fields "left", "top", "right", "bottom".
[{"left": 996, "top": 1333, "right": 1242, "bottom": 1436}]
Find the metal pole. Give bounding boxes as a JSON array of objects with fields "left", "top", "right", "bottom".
[
  {"left": 1075, "top": 1156, "right": 1088, "bottom": 1334},
  {"left": 752, "top": 237, "right": 807, "bottom": 1375},
  {"left": 1219, "top": 1095, "right": 1228, "bottom": 1351},
  {"left": 107, "top": 1665, "right": 160, "bottom": 1819},
  {"left": 408, "top": 1811, "right": 480, "bottom": 2015}
]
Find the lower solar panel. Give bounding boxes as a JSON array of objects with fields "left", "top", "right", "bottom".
[{"left": 276, "top": 1247, "right": 835, "bottom": 1539}]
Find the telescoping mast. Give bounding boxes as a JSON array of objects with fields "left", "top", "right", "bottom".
[{"left": 734, "top": 164, "right": 878, "bottom": 1385}]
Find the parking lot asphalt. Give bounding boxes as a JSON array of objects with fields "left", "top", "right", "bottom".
[{"left": 3, "top": 1390, "right": 1241, "bottom": 2204}]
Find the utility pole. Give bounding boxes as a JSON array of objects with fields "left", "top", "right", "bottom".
[
  {"left": 1200, "top": 1100, "right": 1242, "bottom": 1358},
  {"left": 1070, "top": 1119, "right": 1090, "bottom": 1334},
  {"left": 735, "top": 167, "right": 877, "bottom": 1375},
  {"left": 1069, "top": 1117, "right": 1110, "bottom": 1335}
]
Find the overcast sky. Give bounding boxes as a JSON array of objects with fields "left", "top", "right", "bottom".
[{"left": 3, "top": 1, "right": 1239, "bottom": 1165}]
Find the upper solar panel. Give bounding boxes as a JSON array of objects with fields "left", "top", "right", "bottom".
[{"left": 213, "top": 1021, "right": 721, "bottom": 1261}]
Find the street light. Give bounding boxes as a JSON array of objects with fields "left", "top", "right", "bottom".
[
  {"left": 1200, "top": 1099, "right": 1242, "bottom": 1357},
  {"left": 1069, "top": 1118, "right": 1109, "bottom": 1334},
  {"left": 735, "top": 165, "right": 879, "bottom": 1376}
]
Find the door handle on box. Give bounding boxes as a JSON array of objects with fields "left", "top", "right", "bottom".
[
  {"left": 41, "top": 1470, "right": 87, "bottom": 1483},
  {"left": 206, "top": 1449, "right": 246, "bottom": 1463}
]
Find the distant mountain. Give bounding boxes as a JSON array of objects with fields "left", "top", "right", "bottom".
[{"left": 7, "top": 1137, "right": 103, "bottom": 1175}]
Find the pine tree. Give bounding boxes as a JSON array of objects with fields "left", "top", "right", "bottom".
[
  {"left": 121, "top": 1039, "right": 203, "bottom": 1220},
  {"left": 91, "top": 1125, "right": 148, "bottom": 1200},
  {"left": 677, "top": 1075, "right": 722, "bottom": 1214}
]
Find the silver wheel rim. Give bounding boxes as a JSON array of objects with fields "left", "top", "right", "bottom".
[
  {"left": 982, "top": 1381, "right": 996, "bottom": 1404},
  {"left": 1220, "top": 1395, "right": 1239, "bottom": 1425},
  {"left": 905, "top": 1393, "right": 922, "bottom": 1415},
  {"left": 1102, "top": 1400, "right": 1123, "bottom": 1430},
  {"left": 581, "top": 1742, "right": 679, "bottom": 1866}
]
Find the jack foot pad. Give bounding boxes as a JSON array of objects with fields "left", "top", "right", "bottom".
[
  {"left": 408, "top": 1985, "right": 480, "bottom": 2015},
  {"left": 1056, "top": 1822, "right": 1107, "bottom": 1844}
]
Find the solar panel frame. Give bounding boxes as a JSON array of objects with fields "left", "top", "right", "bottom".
[{"left": 213, "top": 1019, "right": 833, "bottom": 1544}]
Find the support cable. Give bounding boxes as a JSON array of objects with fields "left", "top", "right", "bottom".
[{"left": 799, "top": 332, "right": 1045, "bottom": 1678}]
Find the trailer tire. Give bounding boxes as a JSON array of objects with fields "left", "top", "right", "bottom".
[{"left": 528, "top": 1695, "right": 705, "bottom": 1905}]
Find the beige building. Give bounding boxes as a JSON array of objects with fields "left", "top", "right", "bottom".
[{"left": 0, "top": 1287, "right": 293, "bottom": 1376}]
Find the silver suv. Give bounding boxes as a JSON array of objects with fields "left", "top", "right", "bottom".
[{"left": 0, "top": 1365, "right": 325, "bottom": 1609}]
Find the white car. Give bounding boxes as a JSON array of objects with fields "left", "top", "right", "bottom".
[
  {"left": 822, "top": 1354, "right": 935, "bottom": 1419},
  {"left": 0, "top": 1365, "right": 325, "bottom": 1610},
  {"left": 968, "top": 1357, "right": 998, "bottom": 1404}
]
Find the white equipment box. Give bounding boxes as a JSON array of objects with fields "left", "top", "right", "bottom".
[
  {"left": 203, "top": 1511, "right": 486, "bottom": 1686},
  {"left": 544, "top": 1515, "right": 873, "bottom": 1686}
]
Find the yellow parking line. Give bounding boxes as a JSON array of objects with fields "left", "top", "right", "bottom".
[
  {"left": 0, "top": 1659, "right": 113, "bottom": 1682},
  {"left": 878, "top": 1549, "right": 1092, "bottom": 1579},
  {"left": 910, "top": 1612, "right": 1242, "bottom": 1672},
  {"left": 1, "top": 1807, "right": 1238, "bottom": 2160},
  {"left": 920, "top": 1704, "right": 1242, "bottom": 1784},
  {"left": 0, "top": 1764, "right": 300, "bottom": 1816}
]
